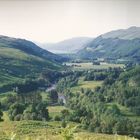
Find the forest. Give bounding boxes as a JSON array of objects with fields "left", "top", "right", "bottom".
[{"left": 0, "top": 63, "right": 140, "bottom": 140}]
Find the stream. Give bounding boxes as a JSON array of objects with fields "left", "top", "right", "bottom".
[{"left": 46, "top": 84, "right": 66, "bottom": 104}]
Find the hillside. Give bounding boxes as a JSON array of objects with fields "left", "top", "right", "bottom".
[
  {"left": 48, "top": 65, "right": 140, "bottom": 139},
  {"left": 100, "top": 66, "right": 140, "bottom": 122},
  {"left": 77, "top": 36, "right": 140, "bottom": 60},
  {"left": 0, "top": 120, "right": 136, "bottom": 140},
  {"left": 0, "top": 36, "right": 63, "bottom": 92},
  {"left": 41, "top": 37, "right": 93, "bottom": 54},
  {"left": 0, "top": 36, "right": 65, "bottom": 62},
  {"left": 102, "top": 26, "right": 140, "bottom": 40},
  {"left": 77, "top": 27, "right": 140, "bottom": 61}
]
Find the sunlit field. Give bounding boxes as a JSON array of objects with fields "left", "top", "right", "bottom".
[
  {"left": 65, "top": 62, "right": 124, "bottom": 70},
  {"left": 48, "top": 106, "right": 67, "bottom": 118},
  {"left": 0, "top": 121, "right": 137, "bottom": 140},
  {"left": 71, "top": 77, "right": 103, "bottom": 93}
]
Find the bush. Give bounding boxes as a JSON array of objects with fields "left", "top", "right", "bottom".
[
  {"left": 14, "top": 114, "right": 23, "bottom": 121},
  {"left": 61, "top": 120, "right": 67, "bottom": 128},
  {"left": 131, "top": 106, "right": 140, "bottom": 115},
  {"left": 53, "top": 115, "right": 61, "bottom": 121}
]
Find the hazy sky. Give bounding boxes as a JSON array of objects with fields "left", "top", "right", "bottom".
[{"left": 0, "top": 0, "right": 140, "bottom": 43}]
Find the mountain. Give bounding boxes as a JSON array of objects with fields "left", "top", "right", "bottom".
[
  {"left": 0, "top": 35, "right": 65, "bottom": 62},
  {"left": 102, "top": 26, "right": 140, "bottom": 40},
  {"left": 77, "top": 27, "right": 140, "bottom": 61},
  {"left": 41, "top": 37, "right": 93, "bottom": 54},
  {"left": 0, "top": 35, "right": 63, "bottom": 92}
]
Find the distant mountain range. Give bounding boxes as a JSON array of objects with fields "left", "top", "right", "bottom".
[
  {"left": 77, "top": 26, "right": 140, "bottom": 61},
  {"left": 40, "top": 37, "right": 93, "bottom": 54},
  {"left": 39, "top": 26, "right": 140, "bottom": 62}
]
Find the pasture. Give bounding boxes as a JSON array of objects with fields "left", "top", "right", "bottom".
[
  {"left": 65, "top": 62, "right": 124, "bottom": 70},
  {"left": 48, "top": 106, "right": 67, "bottom": 118},
  {"left": 0, "top": 120, "right": 137, "bottom": 140},
  {"left": 71, "top": 77, "right": 103, "bottom": 93}
]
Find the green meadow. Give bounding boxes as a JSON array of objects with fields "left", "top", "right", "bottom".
[{"left": 65, "top": 62, "right": 124, "bottom": 70}]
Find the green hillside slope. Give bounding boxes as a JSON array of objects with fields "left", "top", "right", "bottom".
[
  {"left": 0, "top": 36, "right": 63, "bottom": 92},
  {"left": 60, "top": 66, "right": 140, "bottom": 138},
  {"left": 0, "top": 35, "right": 65, "bottom": 62},
  {"left": 77, "top": 36, "right": 140, "bottom": 60},
  {"left": 77, "top": 27, "right": 140, "bottom": 62}
]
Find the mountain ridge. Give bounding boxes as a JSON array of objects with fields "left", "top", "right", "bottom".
[
  {"left": 102, "top": 26, "right": 140, "bottom": 40},
  {"left": 41, "top": 37, "right": 93, "bottom": 54},
  {"left": 77, "top": 26, "right": 140, "bottom": 61},
  {"left": 0, "top": 35, "right": 65, "bottom": 62}
]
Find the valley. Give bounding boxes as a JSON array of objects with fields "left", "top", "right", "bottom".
[
  {"left": 0, "top": 27, "right": 140, "bottom": 140},
  {"left": 0, "top": 0, "right": 140, "bottom": 138},
  {"left": 64, "top": 62, "right": 124, "bottom": 70},
  {"left": 1, "top": 63, "right": 139, "bottom": 140}
]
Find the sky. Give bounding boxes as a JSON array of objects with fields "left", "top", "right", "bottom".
[{"left": 0, "top": 0, "right": 140, "bottom": 43}]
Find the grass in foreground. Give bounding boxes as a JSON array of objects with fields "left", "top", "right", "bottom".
[
  {"left": 0, "top": 121, "right": 137, "bottom": 140},
  {"left": 0, "top": 110, "right": 137, "bottom": 140}
]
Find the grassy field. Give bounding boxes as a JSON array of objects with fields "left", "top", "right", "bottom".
[
  {"left": 71, "top": 77, "right": 103, "bottom": 93},
  {"left": 48, "top": 106, "right": 67, "bottom": 118},
  {"left": 65, "top": 62, "right": 124, "bottom": 70},
  {"left": 106, "top": 103, "right": 140, "bottom": 121},
  {"left": 0, "top": 108, "right": 137, "bottom": 140},
  {"left": 0, "top": 120, "right": 137, "bottom": 140}
]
